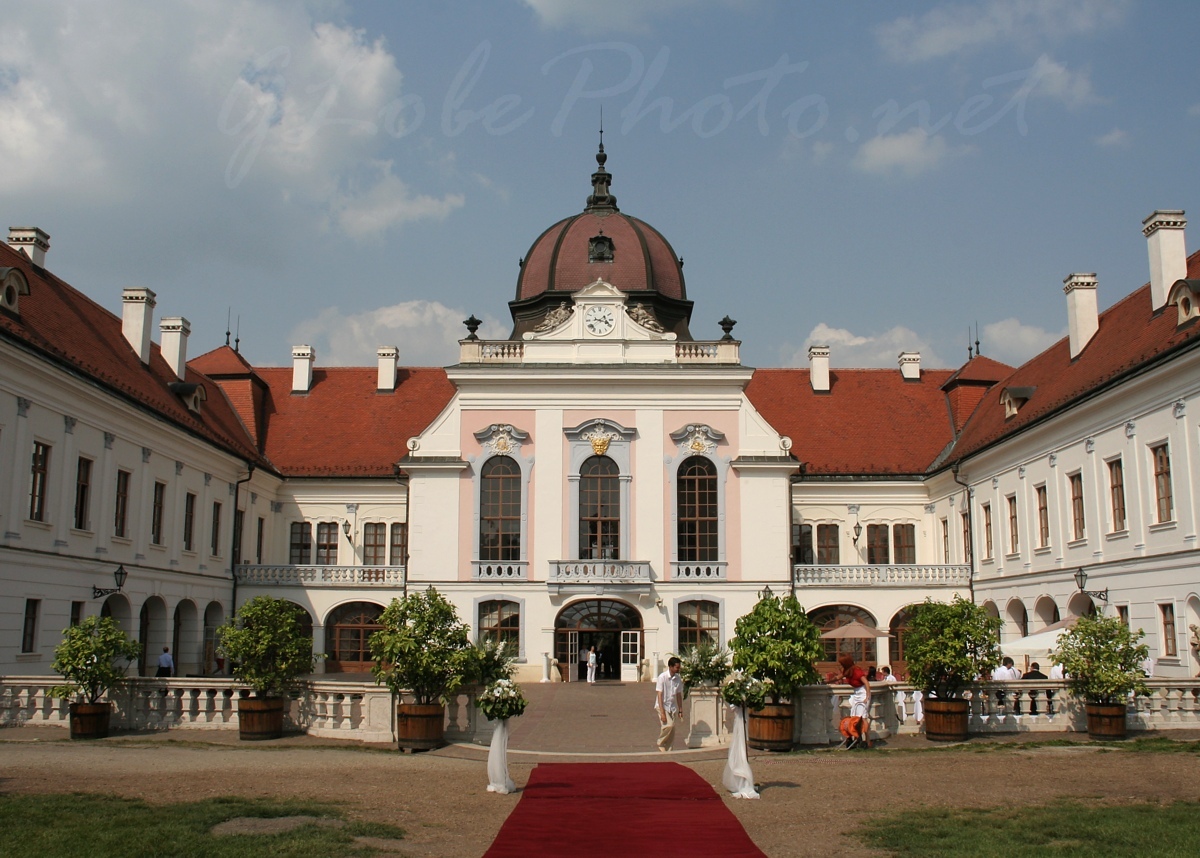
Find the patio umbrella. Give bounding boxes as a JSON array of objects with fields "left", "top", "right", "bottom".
[
  {"left": 1002, "top": 617, "right": 1078, "bottom": 659},
  {"left": 820, "top": 621, "right": 891, "bottom": 639}
]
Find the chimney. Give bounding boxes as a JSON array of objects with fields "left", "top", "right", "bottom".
[
  {"left": 122, "top": 287, "right": 157, "bottom": 365},
  {"left": 898, "top": 351, "right": 921, "bottom": 380},
  {"left": 160, "top": 317, "right": 190, "bottom": 380},
  {"left": 292, "top": 345, "right": 314, "bottom": 393},
  {"left": 1063, "top": 273, "right": 1099, "bottom": 359},
  {"left": 377, "top": 346, "right": 398, "bottom": 392},
  {"left": 1143, "top": 210, "right": 1187, "bottom": 312},
  {"left": 7, "top": 227, "right": 50, "bottom": 267},
  {"left": 808, "top": 345, "right": 830, "bottom": 392}
]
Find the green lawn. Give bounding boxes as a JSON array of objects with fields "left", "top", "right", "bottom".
[
  {"left": 0, "top": 793, "right": 406, "bottom": 857},
  {"left": 858, "top": 800, "right": 1200, "bottom": 857}
]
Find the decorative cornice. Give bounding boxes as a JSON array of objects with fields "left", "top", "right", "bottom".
[
  {"left": 474, "top": 423, "right": 530, "bottom": 458},
  {"left": 669, "top": 423, "right": 725, "bottom": 456}
]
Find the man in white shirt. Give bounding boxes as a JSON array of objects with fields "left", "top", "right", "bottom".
[
  {"left": 992, "top": 656, "right": 1020, "bottom": 712},
  {"left": 655, "top": 657, "right": 684, "bottom": 752}
]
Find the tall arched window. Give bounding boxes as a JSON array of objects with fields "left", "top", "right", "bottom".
[
  {"left": 480, "top": 456, "right": 521, "bottom": 561},
  {"left": 678, "top": 599, "right": 720, "bottom": 652},
  {"left": 478, "top": 600, "right": 520, "bottom": 647},
  {"left": 677, "top": 457, "right": 717, "bottom": 562},
  {"left": 579, "top": 455, "right": 620, "bottom": 560}
]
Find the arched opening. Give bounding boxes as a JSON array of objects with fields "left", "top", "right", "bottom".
[
  {"left": 1066, "top": 592, "right": 1097, "bottom": 619},
  {"left": 100, "top": 594, "right": 133, "bottom": 634},
  {"left": 203, "top": 601, "right": 225, "bottom": 675},
  {"left": 1005, "top": 599, "right": 1029, "bottom": 642},
  {"left": 1034, "top": 596, "right": 1061, "bottom": 630},
  {"left": 579, "top": 456, "right": 620, "bottom": 560},
  {"left": 173, "top": 600, "right": 201, "bottom": 676},
  {"left": 325, "top": 601, "right": 383, "bottom": 673},
  {"left": 554, "top": 599, "right": 642, "bottom": 682},
  {"left": 808, "top": 605, "right": 880, "bottom": 677},
  {"left": 138, "top": 596, "right": 168, "bottom": 676},
  {"left": 888, "top": 606, "right": 918, "bottom": 680}
]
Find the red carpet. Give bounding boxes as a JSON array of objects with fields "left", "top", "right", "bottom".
[{"left": 483, "top": 762, "right": 766, "bottom": 857}]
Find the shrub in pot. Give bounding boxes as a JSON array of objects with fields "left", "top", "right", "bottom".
[
  {"left": 370, "top": 588, "right": 473, "bottom": 751},
  {"left": 1052, "top": 613, "right": 1149, "bottom": 739},
  {"left": 729, "top": 594, "right": 823, "bottom": 750},
  {"left": 679, "top": 640, "right": 731, "bottom": 696},
  {"left": 216, "top": 596, "right": 320, "bottom": 740},
  {"left": 50, "top": 616, "right": 142, "bottom": 739},
  {"left": 903, "top": 596, "right": 1002, "bottom": 741}
]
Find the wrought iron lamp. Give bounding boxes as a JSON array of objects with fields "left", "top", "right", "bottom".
[
  {"left": 93, "top": 564, "right": 128, "bottom": 599},
  {"left": 342, "top": 519, "right": 353, "bottom": 544},
  {"left": 757, "top": 584, "right": 774, "bottom": 600},
  {"left": 852, "top": 522, "right": 863, "bottom": 545},
  {"left": 1073, "top": 567, "right": 1108, "bottom": 602}
]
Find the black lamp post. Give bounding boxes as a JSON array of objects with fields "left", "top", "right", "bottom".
[
  {"left": 757, "top": 584, "right": 774, "bottom": 600},
  {"left": 1073, "top": 567, "right": 1108, "bottom": 602},
  {"left": 93, "top": 564, "right": 128, "bottom": 599}
]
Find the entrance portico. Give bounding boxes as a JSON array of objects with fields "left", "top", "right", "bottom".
[{"left": 554, "top": 599, "right": 643, "bottom": 682}]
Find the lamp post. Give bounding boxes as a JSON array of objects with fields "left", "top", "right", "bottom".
[
  {"left": 92, "top": 564, "right": 128, "bottom": 599},
  {"left": 757, "top": 584, "right": 774, "bottom": 600},
  {"left": 1072, "top": 567, "right": 1108, "bottom": 602}
]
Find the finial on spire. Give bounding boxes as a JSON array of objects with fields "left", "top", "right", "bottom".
[
  {"left": 586, "top": 113, "right": 617, "bottom": 211},
  {"left": 225, "top": 308, "right": 231, "bottom": 347},
  {"left": 974, "top": 322, "right": 981, "bottom": 357}
]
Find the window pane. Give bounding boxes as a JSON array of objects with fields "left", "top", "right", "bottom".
[
  {"left": 481, "top": 457, "right": 521, "bottom": 561},
  {"left": 817, "top": 524, "right": 840, "bottom": 564},
  {"left": 866, "top": 524, "right": 889, "bottom": 564},
  {"left": 390, "top": 523, "right": 408, "bottom": 565},
  {"left": 579, "top": 456, "right": 619, "bottom": 559},
  {"left": 290, "top": 522, "right": 312, "bottom": 564},
  {"left": 677, "top": 599, "right": 720, "bottom": 651},
  {"left": 678, "top": 458, "right": 717, "bottom": 562},
  {"left": 364, "top": 522, "right": 386, "bottom": 565},
  {"left": 315, "top": 521, "right": 338, "bottom": 565},
  {"left": 893, "top": 523, "right": 915, "bottom": 564}
]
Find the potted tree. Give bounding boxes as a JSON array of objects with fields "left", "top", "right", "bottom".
[
  {"left": 903, "top": 596, "right": 1002, "bottom": 741},
  {"left": 729, "top": 594, "right": 823, "bottom": 751},
  {"left": 216, "top": 596, "right": 320, "bottom": 740},
  {"left": 370, "top": 588, "right": 474, "bottom": 751},
  {"left": 1053, "top": 613, "right": 1149, "bottom": 739},
  {"left": 50, "top": 616, "right": 142, "bottom": 739}
]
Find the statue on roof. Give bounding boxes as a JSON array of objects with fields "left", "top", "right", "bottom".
[
  {"left": 627, "top": 302, "right": 664, "bottom": 332},
  {"left": 534, "top": 301, "right": 573, "bottom": 332}
]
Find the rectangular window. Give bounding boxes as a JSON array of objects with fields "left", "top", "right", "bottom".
[
  {"left": 73, "top": 457, "right": 93, "bottom": 530},
  {"left": 981, "top": 503, "right": 993, "bottom": 559},
  {"left": 315, "top": 521, "right": 338, "bottom": 565},
  {"left": 1069, "top": 473, "right": 1085, "bottom": 540},
  {"left": 816, "top": 523, "right": 840, "bottom": 564},
  {"left": 792, "top": 522, "right": 814, "bottom": 565},
  {"left": 114, "top": 469, "right": 131, "bottom": 538},
  {"left": 1006, "top": 495, "right": 1019, "bottom": 554},
  {"left": 232, "top": 509, "right": 244, "bottom": 566},
  {"left": 210, "top": 501, "right": 222, "bottom": 556},
  {"left": 389, "top": 522, "right": 408, "bottom": 565},
  {"left": 364, "top": 522, "right": 387, "bottom": 565},
  {"left": 256, "top": 517, "right": 265, "bottom": 564},
  {"left": 1108, "top": 459, "right": 1126, "bottom": 532},
  {"left": 1036, "top": 485, "right": 1049, "bottom": 548},
  {"left": 70, "top": 601, "right": 84, "bottom": 627},
  {"left": 1116, "top": 605, "right": 1129, "bottom": 628},
  {"left": 289, "top": 522, "right": 312, "bottom": 564},
  {"left": 961, "top": 512, "right": 972, "bottom": 564},
  {"left": 940, "top": 519, "right": 949, "bottom": 563},
  {"left": 151, "top": 481, "right": 166, "bottom": 545},
  {"left": 29, "top": 441, "right": 50, "bottom": 521},
  {"left": 893, "top": 523, "right": 916, "bottom": 564},
  {"left": 21, "top": 599, "right": 40, "bottom": 652},
  {"left": 866, "top": 524, "right": 889, "bottom": 564},
  {"left": 1152, "top": 444, "right": 1173, "bottom": 523},
  {"left": 182, "top": 492, "right": 196, "bottom": 552},
  {"left": 1161, "top": 604, "right": 1177, "bottom": 657}
]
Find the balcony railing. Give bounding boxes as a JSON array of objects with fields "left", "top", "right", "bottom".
[
  {"left": 793, "top": 564, "right": 971, "bottom": 586},
  {"left": 472, "top": 561, "right": 528, "bottom": 581},
  {"left": 236, "top": 565, "right": 405, "bottom": 586},
  {"left": 671, "top": 562, "right": 727, "bottom": 581},
  {"left": 548, "top": 560, "right": 653, "bottom": 584}
]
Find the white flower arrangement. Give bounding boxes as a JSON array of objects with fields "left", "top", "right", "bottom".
[
  {"left": 721, "top": 670, "right": 772, "bottom": 710},
  {"left": 476, "top": 678, "right": 529, "bottom": 721}
]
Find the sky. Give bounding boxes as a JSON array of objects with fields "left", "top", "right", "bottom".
[{"left": 3, "top": 0, "right": 1199, "bottom": 372}]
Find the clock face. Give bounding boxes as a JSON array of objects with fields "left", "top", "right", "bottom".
[{"left": 584, "top": 305, "right": 615, "bottom": 336}]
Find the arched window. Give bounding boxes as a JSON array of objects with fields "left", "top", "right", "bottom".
[
  {"left": 678, "top": 600, "right": 720, "bottom": 652},
  {"left": 579, "top": 456, "right": 620, "bottom": 560},
  {"left": 808, "top": 605, "right": 878, "bottom": 666},
  {"left": 480, "top": 456, "right": 521, "bottom": 561},
  {"left": 326, "top": 602, "right": 384, "bottom": 673},
  {"left": 478, "top": 600, "right": 520, "bottom": 647},
  {"left": 677, "top": 457, "right": 718, "bottom": 562}
]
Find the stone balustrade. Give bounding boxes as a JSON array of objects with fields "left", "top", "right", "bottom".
[
  {"left": 793, "top": 564, "right": 971, "bottom": 586},
  {"left": 235, "top": 565, "right": 405, "bottom": 586},
  {"left": 472, "top": 561, "right": 528, "bottom": 581},
  {"left": 548, "top": 560, "right": 653, "bottom": 583},
  {"left": 672, "top": 562, "right": 727, "bottom": 581}
]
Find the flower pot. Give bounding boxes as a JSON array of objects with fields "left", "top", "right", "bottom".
[
  {"left": 397, "top": 703, "right": 445, "bottom": 751},
  {"left": 237, "top": 696, "right": 285, "bottom": 740},
  {"left": 747, "top": 703, "right": 794, "bottom": 751},
  {"left": 69, "top": 702, "right": 112, "bottom": 740},
  {"left": 923, "top": 698, "right": 970, "bottom": 742},
  {"left": 1085, "top": 702, "right": 1128, "bottom": 739}
]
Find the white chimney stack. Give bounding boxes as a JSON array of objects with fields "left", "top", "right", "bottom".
[
  {"left": 899, "top": 351, "right": 921, "bottom": 380},
  {"left": 1064, "top": 273, "right": 1099, "bottom": 359},
  {"left": 808, "top": 345, "right": 830, "bottom": 392},
  {"left": 292, "top": 345, "right": 314, "bottom": 393},
  {"left": 7, "top": 227, "right": 50, "bottom": 267},
  {"left": 160, "top": 317, "right": 190, "bottom": 380},
  {"left": 1143, "top": 210, "right": 1187, "bottom": 312},
  {"left": 122, "top": 287, "right": 157, "bottom": 365},
  {"left": 377, "top": 346, "right": 398, "bottom": 391}
]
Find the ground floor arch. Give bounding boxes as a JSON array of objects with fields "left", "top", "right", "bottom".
[
  {"left": 138, "top": 596, "right": 169, "bottom": 676},
  {"left": 554, "top": 599, "right": 643, "bottom": 682},
  {"left": 887, "top": 605, "right": 918, "bottom": 680},
  {"left": 203, "top": 601, "right": 225, "bottom": 675},
  {"left": 808, "top": 604, "right": 879, "bottom": 675},
  {"left": 173, "top": 600, "right": 200, "bottom": 676},
  {"left": 325, "top": 601, "right": 384, "bottom": 673}
]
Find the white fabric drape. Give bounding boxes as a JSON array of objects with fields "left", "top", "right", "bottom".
[
  {"left": 487, "top": 718, "right": 516, "bottom": 794},
  {"left": 722, "top": 705, "right": 759, "bottom": 799},
  {"left": 913, "top": 690, "right": 924, "bottom": 724}
]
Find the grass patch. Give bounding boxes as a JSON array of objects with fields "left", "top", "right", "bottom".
[
  {"left": 857, "top": 800, "right": 1200, "bottom": 857},
  {"left": 0, "top": 793, "right": 405, "bottom": 857}
]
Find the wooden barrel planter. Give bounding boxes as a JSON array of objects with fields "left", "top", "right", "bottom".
[
  {"left": 1085, "top": 702, "right": 1128, "bottom": 739},
  {"left": 747, "top": 703, "right": 794, "bottom": 751},
  {"left": 238, "top": 696, "right": 285, "bottom": 740},
  {"left": 397, "top": 703, "right": 446, "bottom": 751},
  {"left": 923, "top": 698, "right": 970, "bottom": 742},
  {"left": 69, "top": 702, "right": 112, "bottom": 740}
]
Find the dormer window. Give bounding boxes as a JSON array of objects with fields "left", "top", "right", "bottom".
[
  {"left": 169, "top": 381, "right": 207, "bottom": 415},
  {"left": 1000, "top": 386, "right": 1036, "bottom": 419},
  {"left": 1166, "top": 279, "right": 1200, "bottom": 326},
  {"left": 0, "top": 267, "right": 31, "bottom": 314},
  {"left": 588, "top": 234, "right": 613, "bottom": 263}
]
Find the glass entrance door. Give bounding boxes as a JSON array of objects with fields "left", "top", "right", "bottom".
[{"left": 620, "top": 630, "right": 640, "bottom": 682}]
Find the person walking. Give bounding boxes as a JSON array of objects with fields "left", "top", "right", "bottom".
[
  {"left": 837, "top": 653, "right": 872, "bottom": 749},
  {"left": 654, "top": 657, "right": 683, "bottom": 752},
  {"left": 587, "top": 646, "right": 598, "bottom": 684},
  {"left": 156, "top": 646, "right": 175, "bottom": 678}
]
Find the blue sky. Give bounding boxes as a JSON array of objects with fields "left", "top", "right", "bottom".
[{"left": 3, "top": 0, "right": 1199, "bottom": 371}]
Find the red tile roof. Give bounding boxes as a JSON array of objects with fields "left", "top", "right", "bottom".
[{"left": 745, "top": 368, "right": 958, "bottom": 475}]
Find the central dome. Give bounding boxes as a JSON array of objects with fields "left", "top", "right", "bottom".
[{"left": 508, "top": 144, "right": 693, "bottom": 339}]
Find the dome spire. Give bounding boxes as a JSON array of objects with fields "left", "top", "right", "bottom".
[{"left": 586, "top": 112, "right": 618, "bottom": 211}]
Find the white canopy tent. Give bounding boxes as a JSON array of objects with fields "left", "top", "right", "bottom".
[{"left": 1001, "top": 617, "right": 1078, "bottom": 662}]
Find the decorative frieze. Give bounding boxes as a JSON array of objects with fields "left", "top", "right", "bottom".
[{"left": 474, "top": 423, "right": 529, "bottom": 458}]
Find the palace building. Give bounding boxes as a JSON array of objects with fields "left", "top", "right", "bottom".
[{"left": 2, "top": 149, "right": 1198, "bottom": 682}]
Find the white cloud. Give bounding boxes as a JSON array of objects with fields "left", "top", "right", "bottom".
[
  {"left": 980, "top": 318, "right": 1065, "bottom": 365},
  {"left": 327, "top": 161, "right": 464, "bottom": 240},
  {"left": 781, "top": 323, "right": 946, "bottom": 369},
  {"left": 875, "top": 0, "right": 1130, "bottom": 63},
  {"left": 520, "top": 0, "right": 751, "bottom": 34},
  {"left": 289, "top": 301, "right": 508, "bottom": 367},
  {"left": 1026, "top": 54, "right": 1098, "bottom": 109},
  {"left": 1095, "top": 128, "right": 1128, "bottom": 148},
  {"left": 852, "top": 128, "right": 967, "bottom": 176}
]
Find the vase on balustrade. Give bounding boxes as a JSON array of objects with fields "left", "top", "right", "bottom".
[
  {"left": 237, "top": 696, "right": 285, "bottom": 740},
  {"left": 69, "top": 702, "right": 112, "bottom": 740},
  {"left": 397, "top": 703, "right": 446, "bottom": 752},
  {"left": 1084, "top": 702, "right": 1128, "bottom": 739},
  {"left": 923, "top": 698, "right": 970, "bottom": 741}
]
